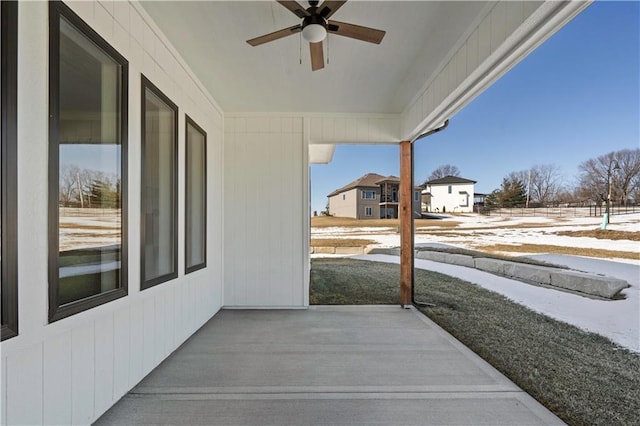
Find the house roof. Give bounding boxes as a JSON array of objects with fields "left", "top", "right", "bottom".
[
  {"left": 327, "top": 173, "right": 387, "bottom": 197},
  {"left": 328, "top": 173, "right": 423, "bottom": 197},
  {"left": 424, "top": 175, "right": 477, "bottom": 185},
  {"left": 374, "top": 176, "right": 400, "bottom": 184}
]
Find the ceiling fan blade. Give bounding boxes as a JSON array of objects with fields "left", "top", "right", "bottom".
[
  {"left": 317, "top": 1, "right": 347, "bottom": 19},
  {"left": 310, "top": 42, "right": 324, "bottom": 71},
  {"left": 327, "top": 20, "right": 385, "bottom": 44},
  {"left": 247, "top": 25, "right": 302, "bottom": 47},
  {"left": 277, "top": 1, "right": 310, "bottom": 18}
]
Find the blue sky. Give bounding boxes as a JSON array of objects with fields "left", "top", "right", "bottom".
[{"left": 310, "top": 1, "right": 639, "bottom": 214}]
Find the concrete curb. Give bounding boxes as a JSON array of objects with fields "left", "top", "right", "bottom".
[
  {"left": 311, "top": 246, "right": 366, "bottom": 255},
  {"left": 314, "top": 246, "right": 630, "bottom": 299},
  {"left": 415, "top": 250, "right": 629, "bottom": 299}
]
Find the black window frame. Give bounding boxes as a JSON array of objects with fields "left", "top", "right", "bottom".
[
  {"left": 140, "top": 75, "right": 178, "bottom": 289},
  {"left": 48, "top": 1, "right": 129, "bottom": 322},
  {"left": 1, "top": 0, "right": 19, "bottom": 340},
  {"left": 184, "top": 115, "right": 207, "bottom": 274}
]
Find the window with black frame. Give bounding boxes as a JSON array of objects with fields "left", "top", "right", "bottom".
[
  {"left": 185, "top": 116, "right": 206, "bottom": 273},
  {"left": 48, "top": 2, "right": 128, "bottom": 322},
  {"left": 1, "top": 0, "right": 18, "bottom": 340},
  {"left": 141, "top": 76, "right": 177, "bottom": 289}
]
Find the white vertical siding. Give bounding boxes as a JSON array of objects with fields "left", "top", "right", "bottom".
[
  {"left": 6, "top": 344, "right": 43, "bottom": 425},
  {"left": 428, "top": 183, "right": 475, "bottom": 213},
  {"left": 2, "top": 1, "right": 225, "bottom": 424},
  {"left": 43, "top": 332, "right": 72, "bottom": 425},
  {"left": 224, "top": 116, "right": 307, "bottom": 307},
  {"left": 308, "top": 114, "right": 401, "bottom": 143}
]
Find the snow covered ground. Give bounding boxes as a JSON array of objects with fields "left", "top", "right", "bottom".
[
  {"left": 312, "top": 212, "right": 640, "bottom": 261},
  {"left": 313, "top": 213, "right": 640, "bottom": 352}
]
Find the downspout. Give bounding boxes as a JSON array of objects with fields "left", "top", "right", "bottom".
[{"left": 410, "top": 119, "right": 450, "bottom": 307}]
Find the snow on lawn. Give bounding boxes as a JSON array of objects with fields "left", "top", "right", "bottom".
[
  {"left": 312, "top": 213, "right": 640, "bottom": 254},
  {"left": 352, "top": 253, "right": 640, "bottom": 353}
]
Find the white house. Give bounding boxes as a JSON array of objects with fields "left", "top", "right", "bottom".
[
  {"left": 0, "top": 1, "right": 589, "bottom": 424},
  {"left": 423, "top": 176, "right": 477, "bottom": 213}
]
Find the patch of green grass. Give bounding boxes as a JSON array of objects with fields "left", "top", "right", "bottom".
[{"left": 310, "top": 258, "right": 640, "bottom": 426}]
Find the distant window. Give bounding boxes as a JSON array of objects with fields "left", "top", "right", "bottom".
[
  {"left": 141, "top": 76, "right": 178, "bottom": 289},
  {"left": 364, "top": 206, "right": 373, "bottom": 216},
  {"left": 1, "top": 0, "right": 18, "bottom": 339},
  {"left": 448, "top": 185, "right": 452, "bottom": 194},
  {"left": 185, "top": 115, "right": 207, "bottom": 274},
  {"left": 414, "top": 191, "right": 419, "bottom": 201},
  {"left": 342, "top": 194, "right": 345, "bottom": 200},
  {"left": 362, "top": 190, "right": 376, "bottom": 200},
  {"left": 48, "top": 1, "right": 128, "bottom": 322}
]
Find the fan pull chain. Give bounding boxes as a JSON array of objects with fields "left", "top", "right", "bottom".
[
  {"left": 299, "top": 32, "right": 302, "bottom": 65},
  {"left": 326, "top": 34, "right": 330, "bottom": 64}
]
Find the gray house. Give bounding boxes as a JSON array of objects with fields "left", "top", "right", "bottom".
[{"left": 328, "top": 173, "right": 421, "bottom": 219}]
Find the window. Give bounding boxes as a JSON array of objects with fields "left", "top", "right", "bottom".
[
  {"left": 141, "top": 76, "right": 177, "bottom": 289},
  {"left": 1, "top": 0, "right": 18, "bottom": 339},
  {"left": 342, "top": 194, "right": 346, "bottom": 200},
  {"left": 364, "top": 206, "right": 373, "bottom": 217},
  {"left": 414, "top": 191, "right": 420, "bottom": 202},
  {"left": 185, "top": 116, "right": 206, "bottom": 273},
  {"left": 448, "top": 185, "right": 452, "bottom": 194},
  {"left": 48, "top": 2, "right": 128, "bottom": 322},
  {"left": 362, "top": 190, "right": 376, "bottom": 200}
]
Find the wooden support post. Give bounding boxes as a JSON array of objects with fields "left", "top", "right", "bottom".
[{"left": 399, "top": 141, "right": 413, "bottom": 307}]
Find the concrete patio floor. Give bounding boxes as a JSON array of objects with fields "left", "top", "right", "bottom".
[{"left": 96, "top": 306, "right": 564, "bottom": 425}]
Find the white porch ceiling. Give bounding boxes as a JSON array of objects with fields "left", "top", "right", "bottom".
[{"left": 139, "top": 1, "right": 490, "bottom": 114}]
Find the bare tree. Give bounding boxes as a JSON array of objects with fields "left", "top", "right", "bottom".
[
  {"left": 529, "top": 164, "right": 563, "bottom": 205},
  {"left": 59, "top": 164, "right": 81, "bottom": 206},
  {"left": 577, "top": 153, "right": 614, "bottom": 205},
  {"left": 612, "top": 149, "right": 640, "bottom": 205},
  {"left": 424, "top": 164, "right": 461, "bottom": 183},
  {"left": 577, "top": 149, "right": 640, "bottom": 206},
  {"left": 59, "top": 165, "right": 119, "bottom": 207}
]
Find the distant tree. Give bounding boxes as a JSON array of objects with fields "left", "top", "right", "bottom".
[
  {"left": 89, "top": 179, "right": 119, "bottom": 208},
  {"left": 577, "top": 149, "right": 640, "bottom": 205},
  {"left": 59, "top": 164, "right": 81, "bottom": 206},
  {"left": 612, "top": 149, "right": 640, "bottom": 205},
  {"left": 500, "top": 175, "right": 527, "bottom": 207},
  {"left": 58, "top": 165, "right": 120, "bottom": 208},
  {"left": 484, "top": 189, "right": 501, "bottom": 208},
  {"left": 528, "top": 164, "right": 563, "bottom": 205},
  {"left": 487, "top": 175, "right": 527, "bottom": 208},
  {"left": 423, "top": 164, "right": 460, "bottom": 184}
]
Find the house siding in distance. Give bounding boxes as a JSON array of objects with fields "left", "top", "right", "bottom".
[
  {"left": 423, "top": 175, "right": 476, "bottom": 213},
  {"left": 328, "top": 173, "right": 420, "bottom": 219}
]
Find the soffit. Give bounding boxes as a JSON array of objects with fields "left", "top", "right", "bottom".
[{"left": 139, "top": 1, "right": 489, "bottom": 114}]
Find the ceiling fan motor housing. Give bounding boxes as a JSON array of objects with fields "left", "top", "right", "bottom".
[{"left": 302, "top": 14, "right": 328, "bottom": 42}]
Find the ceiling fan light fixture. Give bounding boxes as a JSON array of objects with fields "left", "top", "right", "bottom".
[{"left": 302, "top": 23, "right": 327, "bottom": 42}]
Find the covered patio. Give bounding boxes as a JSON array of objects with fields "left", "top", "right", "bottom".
[
  {"left": 96, "top": 306, "right": 562, "bottom": 425},
  {"left": 1, "top": 1, "right": 590, "bottom": 424}
]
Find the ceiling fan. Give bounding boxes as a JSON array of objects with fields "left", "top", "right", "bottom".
[{"left": 246, "top": 0, "right": 386, "bottom": 71}]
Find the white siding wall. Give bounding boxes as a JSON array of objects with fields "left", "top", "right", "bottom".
[
  {"left": 223, "top": 115, "right": 308, "bottom": 308},
  {"left": 428, "top": 183, "right": 475, "bottom": 213},
  {"left": 308, "top": 114, "right": 401, "bottom": 143},
  {"left": 1, "top": 2, "right": 224, "bottom": 424}
]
